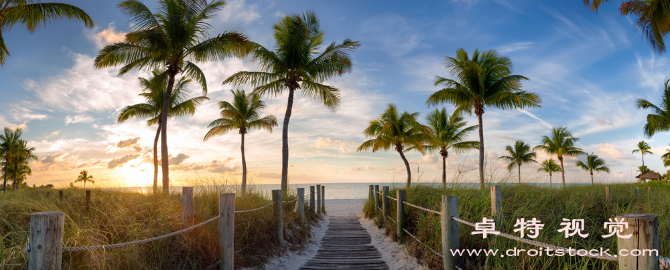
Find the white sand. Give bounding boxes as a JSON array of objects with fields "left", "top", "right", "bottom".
[{"left": 248, "top": 199, "right": 425, "bottom": 270}]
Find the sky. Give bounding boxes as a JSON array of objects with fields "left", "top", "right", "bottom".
[{"left": 1, "top": 0, "right": 668, "bottom": 188}]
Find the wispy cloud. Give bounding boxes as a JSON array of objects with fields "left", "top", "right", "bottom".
[
  {"left": 498, "top": 41, "right": 535, "bottom": 53},
  {"left": 65, "top": 115, "right": 95, "bottom": 125}
]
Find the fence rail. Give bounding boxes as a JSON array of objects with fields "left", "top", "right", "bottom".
[
  {"left": 27, "top": 185, "right": 328, "bottom": 270},
  {"left": 367, "top": 185, "right": 670, "bottom": 270}
]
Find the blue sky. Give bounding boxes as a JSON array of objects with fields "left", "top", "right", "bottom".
[{"left": 2, "top": 0, "right": 667, "bottom": 187}]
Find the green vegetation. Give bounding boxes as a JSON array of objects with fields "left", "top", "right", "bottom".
[
  {"left": 118, "top": 70, "right": 209, "bottom": 194},
  {"left": 0, "top": 128, "right": 36, "bottom": 192},
  {"left": 637, "top": 79, "right": 670, "bottom": 137},
  {"left": 204, "top": 90, "right": 278, "bottom": 194},
  {"left": 537, "top": 159, "right": 561, "bottom": 185},
  {"left": 74, "top": 170, "right": 95, "bottom": 188},
  {"left": 0, "top": 0, "right": 94, "bottom": 65},
  {"left": 94, "top": 0, "right": 249, "bottom": 193},
  {"left": 575, "top": 153, "right": 611, "bottom": 185},
  {"left": 499, "top": 140, "right": 537, "bottom": 184},
  {"left": 365, "top": 183, "right": 670, "bottom": 269},
  {"left": 632, "top": 140, "right": 654, "bottom": 167},
  {"left": 0, "top": 179, "right": 317, "bottom": 269},
  {"left": 357, "top": 104, "right": 431, "bottom": 187},
  {"left": 223, "top": 11, "right": 360, "bottom": 195},
  {"left": 425, "top": 109, "right": 479, "bottom": 187},
  {"left": 427, "top": 48, "right": 541, "bottom": 189},
  {"left": 534, "top": 127, "right": 585, "bottom": 188}
]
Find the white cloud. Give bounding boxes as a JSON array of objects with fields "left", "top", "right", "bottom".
[
  {"left": 597, "top": 143, "right": 630, "bottom": 160},
  {"left": 219, "top": 0, "right": 260, "bottom": 25},
  {"left": 65, "top": 115, "right": 95, "bottom": 125},
  {"left": 87, "top": 23, "right": 126, "bottom": 49}
]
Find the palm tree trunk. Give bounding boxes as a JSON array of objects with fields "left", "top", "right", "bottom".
[
  {"left": 153, "top": 122, "right": 161, "bottom": 195},
  {"left": 160, "top": 71, "right": 177, "bottom": 194},
  {"left": 2, "top": 164, "right": 6, "bottom": 193},
  {"left": 518, "top": 163, "right": 521, "bottom": 184},
  {"left": 241, "top": 132, "right": 247, "bottom": 194},
  {"left": 590, "top": 171, "right": 594, "bottom": 185},
  {"left": 442, "top": 154, "right": 447, "bottom": 188},
  {"left": 559, "top": 157, "right": 566, "bottom": 188},
  {"left": 642, "top": 154, "right": 645, "bottom": 167},
  {"left": 477, "top": 113, "right": 485, "bottom": 189},
  {"left": 280, "top": 88, "right": 296, "bottom": 196},
  {"left": 398, "top": 148, "right": 412, "bottom": 188},
  {"left": 12, "top": 164, "right": 17, "bottom": 192},
  {"left": 549, "top": 172, "right": 552, "bottom": 186}
]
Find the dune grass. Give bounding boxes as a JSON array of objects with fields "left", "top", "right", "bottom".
[
  {"left": 0, "top": 178, "right": 318, "bottom": 269},
  {"left": 364, "top": 181, "right": 670, "bottom": 269}
]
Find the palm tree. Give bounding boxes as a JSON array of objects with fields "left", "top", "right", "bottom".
[
  {"left": 0, "top": 127, "right": 22, "bottom": 192},
  {"left": 204, "top": 89, "right": 277, "bottom": 194},
  {"left": 10, "top": 140, "right": 36, "bottom": 190},
  {"left": 637, "top": 79, "right": 670, "bottom": 136},
  {"left": 576, "top": 153, "right": 610, "bottom": 185},
  {"left": 632, "top": 141, "right": 653, "bottom": 167},
  {"left": 424, "top": 108, "right": 478, "bottom": 187},
  {"left": 537, "top": 159, "right": 561, "bottom": 186},
  {"left": 94, "top": 0, "right": 249, "bottom": 193},
  {"left": 357, "top": 104, "right": 431, "bottom": 187},
  {"left": 3, "top": 157, "right": 32, "bottom": 190},
  {"left": 499, "top": 140, "right": 537, "bottom": 184},
  {"left": 426, "top": 48, "right": 541, "bottom": 189},
  {"left": 0, "top": 0, "right": 94, "bottom": 65},
  {"left": 584, "top": 0, "right": 670, "bottom": 53},
  {"left": 118, "top": 70, "right": 208, "bottom": 194},
  {"left": 534, "top": 127, "right": 585, "bottom": 188},
  {"left": 661, "top": 146, "right": 670, "bottom": 167},
  {"left": 637, "top": 165, "right": 650, "bottom": 174},
  {"left": 75, "top": 170, "right": 94, "bottom": 189},
  {"left": 223, "top": 11, "right": 359, "bottom": 195}
]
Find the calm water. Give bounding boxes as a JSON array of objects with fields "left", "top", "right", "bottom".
[{"left": 112, "top": 182, "right": 586, "bottom": 199}]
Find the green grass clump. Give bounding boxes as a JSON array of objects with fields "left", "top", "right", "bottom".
[
  {"left": 0, "top": 179, "right": 318, "bottom": 269},
  {"left": 367, "top": 183, "right": 670, "bottom": 270}
]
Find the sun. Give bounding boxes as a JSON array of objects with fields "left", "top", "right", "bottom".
[{"left": 117, "top": 159, "right": 154, "bottom": 187}]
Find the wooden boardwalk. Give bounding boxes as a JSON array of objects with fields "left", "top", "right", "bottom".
[{"left": 300, "top": 216, "right": 388, "bottom": 270}]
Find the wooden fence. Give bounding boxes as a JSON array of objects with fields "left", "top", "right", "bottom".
[
  {"left": 368, "top": 184, "right": 670, "bottom": 270},
  {"left": 27, "top": 185, "right": 326, "bottom": 270}
]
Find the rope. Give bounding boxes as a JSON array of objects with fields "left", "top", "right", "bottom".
[
  {"left": 283, "top": 198, "right": 298, "bottom": 203},
  {"left": 403, "top": 201, "right": 441, "bottom": 215},
  {"left": 386, "top": 215, "right": 396, "bottom": 223},
  {"left": 451, "top": 217, "right": 617, "bottom": 261},
  {"left": 203, "top": 260, "right": 221, "bottom": 270},
  {"left": 402, "top": 228, "right": 443, "bottom": 258},
  {"left": 235, "top": 202, "right": 274, "bottom": 214},
  {"left": 63, "top": 215, "right": 221, "bottom": 251},
  {"left": 376, "top": 206, "right": 383, "bottom": 213},
  {"left": 386, "top": 195, "right": 397, "bottom": 201}
]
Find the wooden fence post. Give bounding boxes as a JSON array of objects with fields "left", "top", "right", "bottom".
[
  {"left": 382, "top": 186, "right": 389, "bottom": 226},
  {"left": 606, "top": 186, "right": 610, "bottom": 202},
  {"left": 85, "top": 190, "right": 90, "bottom": 213},
  {"left": 29, "top": 211, "right": 65, "bottom": 270},
  {"left": 491, "top": 186, "right": 502, "bottom": 231},
  {"left": 369, "top": 185, "right": 373, "bottom": 202},
  {"left": 316, "top": 184, "right": 321, "bottom": 215},
  {"left": 321, "top": 186, "right": 326, "bottom": 214},
  {"left": 616, "top": 214, "right": 659, "bottom": 270},
  {"left": 297, "top": 188, "right": 305, "bottom": 223},
  {"left": 272, "top": 190, "right": 284, "bottom": 245},
  {"left": 46, "top": 192, "right": 50, "bottom": 198},
  {"left": 309, "top": 186, "right": 315, "bottom": 217},
  {"left": 219, "top": 193, "right": 234, "bottom": 270},
  {"left": 374, "top": 185, "right": 380, "bottom": 215},
  {"left": 635, "top": 187, "right": 639, "bottom": 199},
  {"left": 182, "top": 187, "right": 194, "bottom": 224},
  {"left": 397, "top": 189, "right": 406, "bottom": 244},
  {"left": 442, "top": 195, "right": 460, "bottom": 270},
  {"left": 58, "top": 190, "right": 63, "bottom": 200}
]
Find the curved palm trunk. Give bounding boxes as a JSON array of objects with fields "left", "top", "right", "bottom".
[
  {"left": 477, "top": 113, "right": 485, "bottom": 189},
  {"left": 590, "top": 171, "right": 594, "bottom": 185},
  {"left": 549, "top": 171, "right": 552, "bottom": 186},
  {"left": 642, "top": 154, "right": 645, "bottom": 167},
  {"left": 153, "top": 122, "right": 161, "bottom": 195},
  {"left": 160, "top": 72, "right": 177, "bottom": 194},
  {"left": 241, "top": 132, "right": 247, "bottom": 194},
  {"left": 518, "top": 164, "right": 521, "bottom": 184},
  {"left": 12, "top": 164, "right": 17, "bottom": 191},
  {"left": 559, "top": 157, "right": 566, "bottom": 188},
  {"left": 442, "top": 153, "right": 447, "bottom": 188},
  {"left": 280, "top": 88, "right": 296, "bottom": 196},
  {"left": 398, "top": 149, "right": 412, "bottom": 188}
]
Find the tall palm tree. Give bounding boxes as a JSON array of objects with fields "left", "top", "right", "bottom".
[
  {"left": 0, "top": 127, "right": 21, "bottom": 192},
  {"left": 576, "top": 153, "right": 610, "bottom": 185},
  {"left": 584, "top": 0, "right": 670, "bottom": 53},
  {"left": 426, "top": 48, "right": 541, "bottom": 189},
  {"left": 95, "top": 0, "right": 249, "bottom": 193},
  {"left": 534, "top": 127, "right": 585, "bottom": 188},
  {"left": 537, "top": 159, "right": 561, "bottom": 186},
  {"left": 204, "top": 89, "right": 277, "bottom": 194},
  {"left": 223, "top": 11, "right": 359, "bottom": 195},
  {"left": 118, "top": 70, "right": 208, "bottom": 194},
  {"left": 661, "top": 146, "right": 670, "bottom": 167},
  {"left": 75, "top": 170, "right": 94, "bottom": 188},
  {"left": 424, "top": 108, "right": 478, "bottom": 187},
  {"left": 3, "top": 157, "right": 32, "bottom": 190},
  {"left": 499, "top": 140, "right": 537, "bottom": 184},
  {"left": 637, "top": 79, "right": 670, "bottom": 136},
  {"left": 357, "top": 104, "right": 431, "bottom": 187},
  {"left": 10, "top": 140, "right": 35, "bottom": 190},
  {"left": 632, "top": 140, "right": 653, "bottom": 168},
  {"left": 0, "top": 0, "right": 94, "bottom": 65}
]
